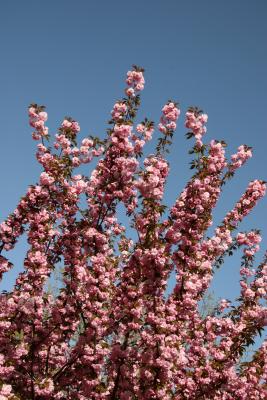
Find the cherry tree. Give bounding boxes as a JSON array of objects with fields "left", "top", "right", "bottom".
[{"left": 0, "top": 66, "right": 266, "bottom": 399}]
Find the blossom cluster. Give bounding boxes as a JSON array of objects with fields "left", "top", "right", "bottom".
[
  {"left": 132, "top": 122, "right": 154, "bottom": 154},
  {"left": 185, "top": 108, "right": 208, "bottom": 147},
  {"left": 135, "top": 156, "right": 169, "bottom": 200},
  {"left": 111, "top": 102, "right": 128, "bottom": 121},
  {"left": 237, "top": 230, "right": 262, "bottom": 257},
  {"left": 158, "top": 101, "right": 180, "bottom": 133},
  {"left": 229, "top": 144, "right": 253, "bottom": 172},
  {"left": 28, "top": 106, "right": 49, "bottom": 140},
  {"left": 125, "top": 67, "right": 145, "bottom": 97}
]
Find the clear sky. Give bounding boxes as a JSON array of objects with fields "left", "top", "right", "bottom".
[{"left": 0, "top": 0, "right": 266, "bottom": 330}]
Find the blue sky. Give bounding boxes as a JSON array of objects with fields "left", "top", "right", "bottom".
[{"left": 0, "top": 0, "right": 266, "bottom": 324}]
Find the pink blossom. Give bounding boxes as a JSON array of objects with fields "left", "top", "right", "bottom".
[
  {"left": 40, "top": 172, "right": 55, "bottom": 186},
  {"left": 0, "top": 67, "right": 266, "bottom": 400}
]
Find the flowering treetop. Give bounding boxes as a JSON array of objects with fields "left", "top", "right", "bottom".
[{"left": 0, "top": 66, "right": 266, "bottom": 399}]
